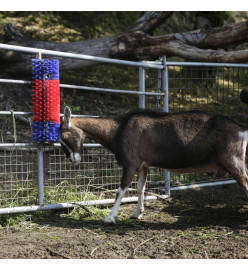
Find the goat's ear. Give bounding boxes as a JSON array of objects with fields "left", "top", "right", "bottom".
[{"left": 62, "top": 106, "right": 72, "bottom": 129}]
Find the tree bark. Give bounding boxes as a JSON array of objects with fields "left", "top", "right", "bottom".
[
  {"left": 111, "top": 31, "right": 248, "bottom": 63},
  {"left": 126, "top": 11, "right": 174, "bottom": 34},
  {"left": 0, "top": 12, "right": 248, "bottom": 77},
  {"left": 173, "top": 20, "right": 248, "bottom": 49}
]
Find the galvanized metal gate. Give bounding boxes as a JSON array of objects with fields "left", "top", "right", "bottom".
[{"left": 0, "top": 43, "right": 248, "bottom": 214}]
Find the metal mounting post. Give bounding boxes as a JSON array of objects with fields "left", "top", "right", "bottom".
[
  {"left": 139, "top": 64, "right": 146, "bottom": 109},
  {"left": 37, "top": 144, "right": 44, "bottom": 206},
  {"left": 36, "top": 51, "right": 44, "bottom": 206},
  {"left": 162, "top": 56, "right": 171, "bottom": 196}
]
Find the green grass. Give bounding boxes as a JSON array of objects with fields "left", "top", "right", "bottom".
[{"left": 0, "top": 176, "right": 112, "bottom": 230}]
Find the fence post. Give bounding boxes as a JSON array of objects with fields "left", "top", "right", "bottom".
[
  {"left": 162, "top": 56, "right": 171, "bottom": 196},
  {"left": 156, "top": 70, "right": 162, "bottom": 109},
  {"left": 139, "top": 63, "right": 145, "bottom": 109},
  {"left": 37, "top": 145, "right": 44, "bottom": 206},
  {"left": 36, "top": 51, "right": 44, "bottom": 206}
]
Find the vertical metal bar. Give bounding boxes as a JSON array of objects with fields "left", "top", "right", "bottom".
[
  {"left": 139, "top": 64, "right": 145, "bottom": 109},
  {"left": 162, "top": 56, "right": 169, "bottom": 112},
  {"left": 36, "top": 52, "right": 44, "bottom": 206},
  {"left": 37, "top": 145, "right": 44, "bottom": 206},
  {"left": 162, "top": 56, "right": 171, "bottom": 196},
  {"left": 156, "top": 70, "right": 162, "bottom": 109}
]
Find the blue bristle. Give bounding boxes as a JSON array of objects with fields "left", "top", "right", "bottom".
[
  {"left": 32, "top": 122, "right": 60, "bottom": 142},
  {"left": 32, "top": 59, "right": 59, "bottom": 80}
]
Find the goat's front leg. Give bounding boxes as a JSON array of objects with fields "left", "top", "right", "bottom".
[
  {"left": 104, "top": 167, "right": 136, "bottom": 224},
  {"left": 131, "top": 166, "right": 148, "bottom": 219}
]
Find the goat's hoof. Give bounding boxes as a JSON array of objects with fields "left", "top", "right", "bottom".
[
  {"left": 104, "top": 216, "right": 116, "bottom": 224},
  {"left": 130, "top": 213, "right": 142, "bottom": 220}
]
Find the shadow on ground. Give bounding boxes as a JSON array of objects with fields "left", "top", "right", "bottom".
[{"left": 32, "top": 184, "right": 248, "bottom": 234}]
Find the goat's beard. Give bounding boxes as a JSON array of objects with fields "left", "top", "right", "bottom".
[{"left": 70, "top": 152, "right": 81, "bottom": 165}]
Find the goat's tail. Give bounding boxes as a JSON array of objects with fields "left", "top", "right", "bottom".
[{"left": 238, "top": 130, "right": 248, "bottom": 142}]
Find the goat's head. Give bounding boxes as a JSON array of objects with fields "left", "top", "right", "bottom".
[
  {"left": 59, "top": 106, "right": 84, "bottom": 165},
  {"left": 240, "top": 86, "right": 248, "bottom": 104}
]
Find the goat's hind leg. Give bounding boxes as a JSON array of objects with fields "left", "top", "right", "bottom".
[
  {"left": 104, "top": 166, "right": 136, "bottom": 224},
  {"left": 222, "top": 158, "right": 248, "bottom": 197},
  {"left": 234, "top": 169, "right": 248, "bottom": 197},
  {"left": 131, "top": 166, "right": 148, "bottom": 219}
]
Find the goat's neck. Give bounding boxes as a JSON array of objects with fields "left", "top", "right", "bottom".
[{"left": 72, "top": 117, "right": 119, "bottom": 149}]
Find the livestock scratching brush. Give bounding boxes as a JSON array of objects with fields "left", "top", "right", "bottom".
[{"left": 32, "top": 59, "right": 60, "bottom": 142}]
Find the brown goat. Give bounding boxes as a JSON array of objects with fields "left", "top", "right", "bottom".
[{"left": 59, "top": 106, "right": 248, "bottom": 224}]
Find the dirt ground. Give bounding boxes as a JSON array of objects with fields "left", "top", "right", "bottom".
[{"left": 0, "top": 184, "right": 248, "bottom": 259}]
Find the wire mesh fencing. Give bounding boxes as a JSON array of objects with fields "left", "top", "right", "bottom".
[
  {"left": 168, "top": 65, "right": 248, "bottom": 119},
  {"left": 0, "top": 147, "right": 37, "bottom": 208},
  {"left": 45, "top": 146, "right": 123, "bottom": 204}
]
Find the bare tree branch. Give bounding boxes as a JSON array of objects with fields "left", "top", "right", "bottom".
[
  {"left": 159, "top": 40, "right": 248, "bottom": 63},
  {"left": 111, "top": 30, "right": 248, "bottom": 62},
  {"left": 128, "top": 11, "right": 174, "bottom": 34},
  {"left": 175, "top": 19, "right": 248, "bottom": 49}
]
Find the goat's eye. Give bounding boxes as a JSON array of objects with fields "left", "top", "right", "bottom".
[{"left": 62, "top": 133, "right": 69, "bottom": 140}]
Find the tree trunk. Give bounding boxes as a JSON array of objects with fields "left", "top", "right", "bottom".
[{"left": 0, "top": 24, "right": 118, "bottom": 77}]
